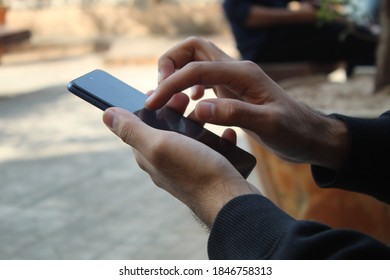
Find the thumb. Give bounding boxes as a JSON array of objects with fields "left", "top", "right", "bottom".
[
  {"left": 102, "top": 107, "right": 153, "bottom": 150},
  {"left": 194, "top": 99, "right": 261, "bottom": 130}
]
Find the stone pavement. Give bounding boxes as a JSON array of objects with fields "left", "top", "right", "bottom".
[{"left": 0, "top": 37, "right": 258, "bottom": 260}]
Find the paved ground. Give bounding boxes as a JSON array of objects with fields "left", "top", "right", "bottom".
[{"left": 0, "top": 36, "right": 258, "bottom": 260}]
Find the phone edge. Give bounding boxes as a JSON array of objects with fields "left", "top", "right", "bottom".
[{"left": 67, "top": 81, "right": 112, "bottom": 111}]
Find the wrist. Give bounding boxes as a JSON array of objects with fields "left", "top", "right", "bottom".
[
  {"left": 190, "top": 178, "right": 261, "bottom": 228},
  {"left": 309, "top": 113, "right": 349, "bottom": 170}
]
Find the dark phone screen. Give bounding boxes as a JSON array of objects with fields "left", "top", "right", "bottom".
[{"left": 68, "top": 69, "right": 256, "bottom": 178}]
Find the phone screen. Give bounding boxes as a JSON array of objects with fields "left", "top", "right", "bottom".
[{"left": 68, "top": 69, "right": 256, "bottom": 178}]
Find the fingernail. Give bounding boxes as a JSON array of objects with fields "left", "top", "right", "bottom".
[
  {"left": 191, "top": 86, "right": 197, "bottom": 99},
  {"left": 103, "top": 108, "right": 116, "bottom": 129},
  {"left": 158, "top": 70, "right": 162, "bottom": 84},
  {"left": 145, "top": 94, "right": 153, "bottom": 108}
]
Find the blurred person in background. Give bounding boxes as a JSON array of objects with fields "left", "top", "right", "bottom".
[{"left": 222, "top": 0, "right": 378, "bottom": 76}]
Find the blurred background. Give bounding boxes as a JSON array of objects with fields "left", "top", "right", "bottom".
[
  {"left": 1, "top": 0, "right": 390, "bottom": 260},
  {"left": 0, "top": 0, "right": 252, "bottom": 260}
]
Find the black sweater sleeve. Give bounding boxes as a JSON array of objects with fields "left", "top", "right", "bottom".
[
  {"left": 208, "top": 195, "right": 390, "bottom": 259},
  {"left": 312, "top": 111, "right": 390, "bottom": 204}
]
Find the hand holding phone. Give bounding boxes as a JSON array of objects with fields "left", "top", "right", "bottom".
[{"left": 67, "top": 69, "right": 256, "bottom": 178}]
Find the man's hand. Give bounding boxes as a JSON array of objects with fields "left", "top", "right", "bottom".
[
  {"left": 147, "top": 37, "right": 348, "bottom": 171},
  {"left": 102, "top": 93, "right": 259, "bottom": 228}
]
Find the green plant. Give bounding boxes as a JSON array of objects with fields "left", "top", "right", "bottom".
[{"left": 316, "top": 0, "right": 356, "bottom": 22}]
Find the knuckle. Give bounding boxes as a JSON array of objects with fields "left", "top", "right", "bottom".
[
  {"left": 225, "top": 101, "right": 247, "bottom": 122},
  {"left": 157, "top": 55, "right": 168, "bottom": 68},
  {"left": 182, "top": 62, "right": 201, "bottom": 81},
  {"left": 184, "top": 62, "right": 206, "bottom": 83},
  {"left": 185, "top": 36, "right": 203, "bottom": 46},
  {"left": 132, "top": 132, "right": 172, "bottom": 171},
  {"left": 146, "top": 135, "right": 170, "bottom": 165},
  {"left": 262, "top": 106, "right": 285, "bottom": 135},
  {"left": 134, "top": 150, "right": 147, "bottom": 171},
  {"left": 185, "top": 61, "right": 202, "bottom": 71},
  {"left": 241, "top": 60, "right": 261, "bottom": 72},
  {"left": 118, "top": 121, "right": 135, "bottom": 144}
]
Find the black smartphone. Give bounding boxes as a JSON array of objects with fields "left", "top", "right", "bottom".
[{"left": 67, "top": 69, "right": 256, "bottom": 178}]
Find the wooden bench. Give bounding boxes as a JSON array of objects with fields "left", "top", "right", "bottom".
[{"left": 0, "top": 26, "right": 31, "bottom": 63}]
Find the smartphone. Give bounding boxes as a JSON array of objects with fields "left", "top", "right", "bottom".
[{"left": 67, "top": 69, "right": 256, "bottom": 178}]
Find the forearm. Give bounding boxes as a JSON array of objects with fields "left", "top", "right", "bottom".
[
  {"left": 191, "top": 180, "right": 262, "bottom": 229},
  {"left": 302, "top": 107, "right": 349, "bottom": 170}
]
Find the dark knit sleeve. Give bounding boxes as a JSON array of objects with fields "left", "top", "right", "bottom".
[
  {"left": 311, "top": 111, "right": 390, "bottom": 204},
  {"left": 208, "top": 194, "right": 294, "bottom": 259},
  {"left": 208, "top": 194, "right": 390, "bottom": 259}
]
